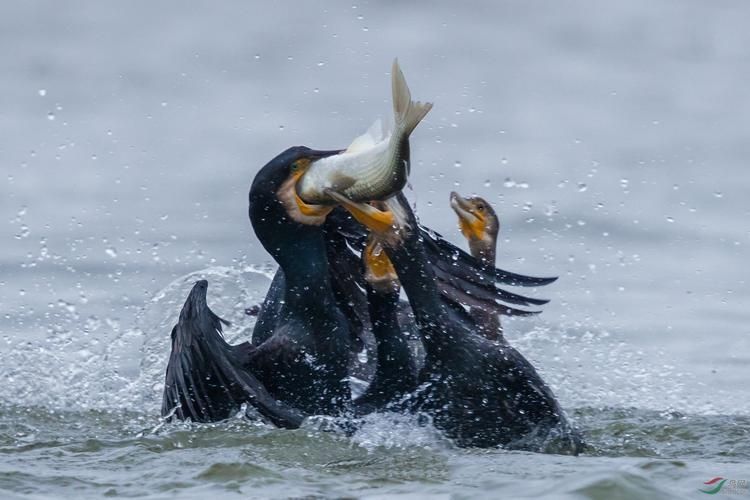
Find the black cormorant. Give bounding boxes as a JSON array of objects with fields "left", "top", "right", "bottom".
[
  {"left": 328, "top": 191, "right": 582, "bottom": 454},
  {"left": 244, "top": 146, "right": 354, "bottom": 416},
  {"left": 450, "top": 191, "right": 503, "bottom": 341}
]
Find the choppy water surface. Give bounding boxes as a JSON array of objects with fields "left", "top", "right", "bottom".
[{"left": 1, "top": 1, "right": 749, "bottom": 498}]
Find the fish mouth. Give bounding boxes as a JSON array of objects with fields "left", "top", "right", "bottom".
[
  {"left": 276, "top": 149, "right": 345, "bottom": 226},
  {"left": 293, "top": 150, "right": 349, "bottom": 205}
]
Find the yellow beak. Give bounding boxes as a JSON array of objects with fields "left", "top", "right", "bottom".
[
  {"left": 364, "top": 237, "right": 397, "bottom": 281},
  {"left": 325, "top": 190, "right": 395, "bottom": 234}
]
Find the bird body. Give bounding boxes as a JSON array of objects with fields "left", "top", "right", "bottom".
[
  {"left": 245, "top": 147, "right": 354, "bottom": 416},
  {"left": 330, "top": 192, "right": 582, "bottom": 453}
]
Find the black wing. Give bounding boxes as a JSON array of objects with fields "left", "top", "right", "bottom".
[
  {"left": 162, "top": 306, "right": 306, "bottom": 429},
  {"left": 326, "top": 207, "right": 555, "bottom": 313}
]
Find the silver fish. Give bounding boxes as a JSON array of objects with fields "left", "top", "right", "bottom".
[{"left": 297, "top": 59, "right": 432, "bottom": 204}]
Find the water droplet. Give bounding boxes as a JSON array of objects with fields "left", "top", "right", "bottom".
[
  {"left": 38, "top": 89, "right": 47, "bottom": 97},
  {"left": 577, "top": 183, "right": 588, "bottom": 192},
  {"left": 15, "top": 225, "right": 30, "bottom": 239},
  {"left": 47, "top": 112, "right": 55, "bottom": 121},
  {"left": 105, "top": 247, "right": 118, "bottom": 258},
  {"left": 57, "top": 299, "right": 76, "bottom": 314},
  {"left": 713, "top": 191, "right": 723, "bottom": 198},
  {"left": 483, "top": 179, "right": 491, "bottom": 187},
  {"left": 453, "top": 160, "right": 462, "bottom": 168},
  {"left": 313, "top": 87, "right": 319, "bottom": 93},
  {"left": 161, "top": 101, "right": 168, "bottom": 107},
  {"left": 362, "top": 26, "right": 369, "bottom": 32},
  {"left": 254, "top": 54, "right": 261, "bottom": 60},
  {"left": 665, "top": 216, "right": 674, "bottom": 223},
  {"left": 503, "top": 178, "right": 516, "bottom": 188},
  {"left": 278, "top": 125, "right": 285, "bottom": 131},
  {"left": 19, "top": 289, "right": 25, "bottom": 296},
  {"left": 317, "top": 61, "right": 325, "bottom": 67},
  {"left": 357, "top": 349, "right": 368, "bottom": 364}
]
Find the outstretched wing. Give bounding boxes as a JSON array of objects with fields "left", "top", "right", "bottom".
[
  {"left": 325, "top": 207, "right": 556, "bottom": 313},
  {"left": 162, "top": 307, "right": 306, "bottom": 429}
]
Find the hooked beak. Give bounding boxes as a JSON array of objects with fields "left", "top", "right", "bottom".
[
  {"left": 306, "top": 148, "right": 345, "bottom": 160},
  {"left": 325, "top": 189, "right": 395, "bottom": 234},
  {"left": 450, "top": 191, "right": 485, "bottom": 241}
]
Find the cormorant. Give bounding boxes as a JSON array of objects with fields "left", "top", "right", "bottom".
[
  {"left": 328, "top": 190, "right": 583, "bottom": 454},
  {"left": 244, "top": 146, "right": 354, "bottom": 416},
  {"left": 450, "top": 191, "right": 503, "bottom": 341}
]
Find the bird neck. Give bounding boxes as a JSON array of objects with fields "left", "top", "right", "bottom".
[
  {"left": 385, "top": 227, "right": 459, "bottom": 357},
  {"left": 366, "top": 287, "right": 411, "bottom": 370},
  {"left": 275, "top": 231, "right": 336, "bottom": 307},
  {"left": 468, "top": 235, "right": 504, "bottom": 341},
  {"left": 248, "top": 183, "right": 338, "bottom": 314},
  {"left": 468, "top": 237, "right": 496, "bottom": 268}
]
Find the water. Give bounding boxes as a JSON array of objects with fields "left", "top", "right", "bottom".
[{"left": 1, "top": 1, "right": 749, "bottom": 498}]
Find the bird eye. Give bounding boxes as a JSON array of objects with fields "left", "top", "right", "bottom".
[
  {"left": 476, "top": 205, "right": 485, "bottom": 212},
  {"left": 290, "top": 161, "right": 300, "bottom": 172}
]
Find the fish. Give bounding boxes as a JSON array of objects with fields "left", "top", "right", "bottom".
[{"left": 296, "top": 59, "right": 432, "bottom": 204}]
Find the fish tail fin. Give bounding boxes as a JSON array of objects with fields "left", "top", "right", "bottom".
[{"left": 392, "top": 58, "right": 433, "bottom": 137}]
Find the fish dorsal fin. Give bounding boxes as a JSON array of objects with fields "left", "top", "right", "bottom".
[{"left": 345, "top": 119, "right": 385, "bottom": 153}]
